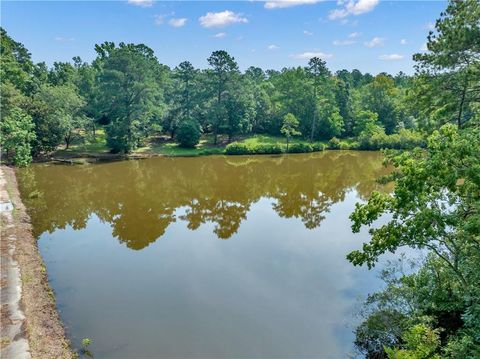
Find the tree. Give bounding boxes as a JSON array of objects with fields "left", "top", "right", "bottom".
[
  {"left": 96, "top": 42, "right": 164, "bottom": 153},
  {"left": 307, "top": 57, "right": 331, "bottom": 141},
  {"left": 0, "top": 108, "right": 36, "bottom": 166},
  {"left": 353, "top": 110, "right": 379, "bottom": 136},
  {"left": 0, "top": 27, "right": 35, "bottom": 95},
  {"left": 270, "top": 67, "right": 315, "bottom": 137},
  {"left": 411, "top": 0, "right": 480, "bottom": 129},
  {"left": 334, "top": 78, "right": 354, "bottom": 136},
  {"left": 362, "top": 74, "right": 399, "bottom": 134},
  {"left": 207, "top": 50, "right": 239, "bottom": 145},
  {"left": 34, "top": 84, "right": 87, "bottom": 150},
  {"left": 281, "top": 113, "right": 301, "bottom": 152},
  {"left": 174, "top": 61, "right": 197, "bottom": 119},
  {"left": 350, "top": 125, "right": 480, "bottom": 356},
  {"left": 176, "top": 119, "right": 201, "bottom": 148}
]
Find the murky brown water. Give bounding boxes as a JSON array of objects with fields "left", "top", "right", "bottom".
[{"left": 17, "top": 151, "right": 392, "bottom": 358}]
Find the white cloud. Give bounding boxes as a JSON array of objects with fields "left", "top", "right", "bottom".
[
  {"left": 364, "top": 36, "right": 385, "bottom": 48},
  {"left": 291, "top": 51, "right": 333, "bottom": 60},
  {"left": 213, "top": 32, "right": 227, "bottom": 39},
  {"left": 400, "top": 38, "right": 407, "bottom": 45},
  {"left": 154, "top": 14, "right": 166, "bottom": 25},
  {"left": 267, "top": 44, "right": 279, "bottom": 50},
  {"left": 169, "top": 18, "right": 187, "bottom": 27},
  {"left": 127, "top": 0, "right": 154, "bottom": 7},
  {"left": 199, "top": 11, "right": 248, "bottom": 28},
  {"left": 379, "top": 54, "right": 404, "bottom": 61},
  {"left": 420, "top": 43, "right": 428, "bottom": 51},
  {"left": 54, "top": 36, "right": 75, "bottom": 42},
  {"left": 303, "top": 30, "right": 314, "bottom": 36},
  {"left": 333, "top": 32, "right": 359, "bottom": 46},
  {"left": 333, "top": 39, "right": 355, "bottom": 46},
  {"left": 329, "top": 0, "right": 379, "bottom": 20},
  {"left": 264, "top": 0, "right": 321, "bottom": 9}
]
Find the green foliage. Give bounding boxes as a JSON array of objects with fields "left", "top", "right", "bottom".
[
  {"left": 327, "top": 137, "right": 341, "bottom": 149},
  {"left": 281, "top": 113, "right": 301, "bottom": 151},
  {"left": 224, "top": 142, "right": 251, "bottom": 155},
  {"left": 97, "top": 42, "right": 164, "bottom": 153},
  {"left": 350, "top": 125, "right": 480, "bottom": 357},
  {"left": 176, "top": 119, "right": 201, "bottom": 148},
  {"left": 355, "top": 308, "right": 408, "bottom": 357},
  {"left": 3, "top": 0, "right": 477, "bottom": 165},
  {"left": 353, "top": 110, "right": 379, "bottom": 137},
  {"left": 311, "top": 142, "right": 326, "bottom": 152},
  {"left": 385, "top": 324, "right": 441, "bottom": 359},
  {"left": 361, "top": 74, "right": 400, "bottom": 134},
  {"left": 225, "top": 142, "right": 283, "bottom": 155},
  {"left": 81, "top": 338, "right": 92, "bottom": 348},
  {"left": 287, "top": 142, "right": 313, "bottom": 153},
  {"left": 357, "top": 127, "right": 425, "bottom": 150},
  {"left": 0, "top": 108, "right": 36, "bottom": 166},
  {"left": 412, "top": 0, "right": 479, "bottom": 130}
]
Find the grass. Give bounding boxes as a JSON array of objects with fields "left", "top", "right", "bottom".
[
  {"left": 136, "top": 135, "right": 225, "bottom": 156},
  {"left": 237, "top": 134, "right": 326, "bottom": 150},
  {"left": 50, "top": 132, "right": 328, "bottom": 160}
]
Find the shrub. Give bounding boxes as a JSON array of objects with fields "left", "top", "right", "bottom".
[
  {"left": 288, "top": 142, "right": 313, "bottom": 153},
  {"left": 176, "top": 120, "right": 201, "bottom": 148},
  {"left": 225, "top": 142, "right": 283, "bottom": 155},
  {"left": 328, "top": 137, "right": 341, "bottom": 149},
  {"left": 254, "top": 143, "right": 283, "bottom": 154},
  {"left": 0, "top": 108, "right": 36, "bottom": 166},
  {"left": 357, "top": 127, "right": 425, "bottom": 150},
  {"left": 225, "top": 142, "right": 253, "bottom": 155},
  {"left": 312, "top": 143, "right": 326, "bottom": 152}
]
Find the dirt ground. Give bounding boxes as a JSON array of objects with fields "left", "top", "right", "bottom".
[{"left": 0, "top": 166, "right": 74, "bottom": 359}]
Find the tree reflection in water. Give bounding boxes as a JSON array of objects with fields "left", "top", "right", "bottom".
[{"left": 18, "top": 151, "right": 391, "bottom": 250}]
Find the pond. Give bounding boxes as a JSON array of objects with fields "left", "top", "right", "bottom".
[{"left": 17, "top": 151, "right": 392, "bottom": 358}]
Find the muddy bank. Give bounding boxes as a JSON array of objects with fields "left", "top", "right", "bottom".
[{"left": 0, "top": 166, "right": 73, "bottom": 359}]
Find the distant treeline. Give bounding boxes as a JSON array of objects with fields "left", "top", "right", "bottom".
[
  {"left": 1, "top": 23, "right": 460, "bottom": 166},
  {"left": 1, "top": 0, "right": 478, "bottom": 166}
]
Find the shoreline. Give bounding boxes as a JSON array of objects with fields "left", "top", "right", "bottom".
[{"left": 0, "top": 166, "right": 74, "bottom": 359}]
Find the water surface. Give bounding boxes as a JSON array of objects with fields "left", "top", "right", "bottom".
[{"left": 18, "top": 151, "right": 391, "bottom": 358}]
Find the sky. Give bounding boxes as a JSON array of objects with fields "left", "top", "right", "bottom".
[{"left": 1, "top": 0, "right": 446, "bottom": 75}]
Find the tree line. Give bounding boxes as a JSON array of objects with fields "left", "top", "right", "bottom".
[
  {"left": 346, "top": 0, "right": 480, "bottom": 358},
  {"left": 0, "top": 25, "right": 448, "bottom": 166}
]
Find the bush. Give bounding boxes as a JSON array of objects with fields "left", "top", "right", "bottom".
[
  {"left": 312, "top": 143, "right": 326, "bottom": 152},
  {"left": 176, "top": 120, "right": 201, "bottom": 148},
  {"left": 357, "top": 128, "right": 425, "bottom": 150},
  {"left": 254, "top": 143, "right": 283, "bottom": 154},
  {"left": 288, "top": 142, "right": 313, "bottom": 153},
  {"left": 328, "top": 137, "right": 341, "bottom": 149},
  {"left": 225, "top": 142, "right": 283, "bottom": 155},
  {"left": 0, "top": 108, "right": 36, "bottom": 166},
  {"left": 225, "top": 142, "right": 253, "bottom": 155}
]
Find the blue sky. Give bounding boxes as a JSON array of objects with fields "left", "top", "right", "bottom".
[{"left": 1, "top": 1, "right": 446, "bottom": 74}]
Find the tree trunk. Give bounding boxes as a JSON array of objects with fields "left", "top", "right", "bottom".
[
  {"left": 310, "top": 87, "right": 317, "bottom": 142},
  {"left": 286, "top": 137, "right": 289, "bottom": 152},
  {"left": 65, "top": 132, "right": 71, "bottom": 150},
  {"left": 213, "top": 125, "right": 218, "bottom": 145},
  {"left": 457, "top": 82, "right": 467, "bottom": 128}
]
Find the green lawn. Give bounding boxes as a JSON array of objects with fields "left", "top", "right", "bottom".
[{"left": 51, "top": 133, "right": 328, "bottom": 159}]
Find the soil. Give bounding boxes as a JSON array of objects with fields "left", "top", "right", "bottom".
[{"left": 0, "top": 166, "right": 74, "bottom": 359}]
